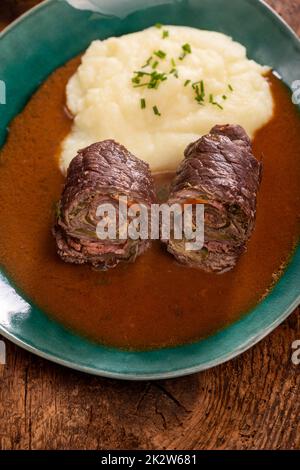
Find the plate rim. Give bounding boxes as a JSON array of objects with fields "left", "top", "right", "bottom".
[
  {"left": 1, "top": 0, "right": 299, "bottom": 44},
  {"left": 0, "top": 0, "right": 299, "bottom": 380},
  {"left": 0, "top": 291, "right": 299, "bottom": 380}
]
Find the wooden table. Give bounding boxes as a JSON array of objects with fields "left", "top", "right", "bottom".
[{"left": 0, "top": 0, "right": 299, "bottom": 451}]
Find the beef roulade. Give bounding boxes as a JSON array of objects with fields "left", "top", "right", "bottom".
[
  {"left": 165, "top": 125, "right": 262, "bottom": 273},
  {"left": 53, "top": 140, "right": 155, "bottom": 270}
]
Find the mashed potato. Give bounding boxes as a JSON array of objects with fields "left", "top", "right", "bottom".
[{"left": 60, "top": 26, "right": 273, "bottom": 174}]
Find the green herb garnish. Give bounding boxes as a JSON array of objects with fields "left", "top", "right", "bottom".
[
  {"left": 228, "top": 84, "right": 234, "bottom": 92},
  {"left": 153, "top": 105, "right": 161, "bottom": 116},
  {"left": 142, "top": 56, "right": 153, "bottom": 68},
  {"left": 155, "top": 23, "right": 162, "bottom": 29},
  {"left": 222, "top": 95, "right": 227, "bottom": 100},
  {"left": 154, "top": 49, "right": 167, "bottom": 59},
  {"left": 132, "top": 70, "right": 167, "bottom": 89},
  {"left": 140, "top": 98, "right": 146, "bottom": 109},
  {"left": 192, "top": 80, "right": 205, "bottom": 104},
  {"left": 200, "top": 80, "right": 205, "bottom": 95},
  {"left": 184, "top": 79, "right": 191, "bottom": 87},
  {"left": 179, "top": 43, "right": 192, "bottom": 60},
  {"left": 148, "top": 71, "right": 168, "bottom": 89},
  {"left": 169, "top": 68, "right": 179, "bottom": 78},
  {"left": 162, "top": 30, "right": 169, "bottom": 39},
  {"left": 183, "top": 43, "right": 192, "bottom": 53},
  {"left": 152, "top": 60, "right": 159, "bottom": 69},
  {"left": 171, "top": 58, "right": 176, "bottom": 67},
  {"left": 132, "top": 76, "right": 141, "bottom": 84},
  {"left": 209, "top": 93, "right": 223, "bottom": 109},
  {"left": 132, "top": 70, "right": 151, "bottom": 86}
]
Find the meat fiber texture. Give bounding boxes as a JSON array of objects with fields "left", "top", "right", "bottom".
[
  {"left": 53, "top": 140, "right": 155, "bottom": 270},
  {"left": 166, "top": 125, "right": 262, "bottom": 273}
]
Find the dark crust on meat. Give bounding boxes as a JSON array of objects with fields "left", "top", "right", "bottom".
[
  {"left": 210, "top": 124, "right": 252, "bottom": 146},
  {"left": 172, "top": 124, "right": 261, "bottom": 217},
  {"left": 61, "top": 140, "right": 156, "bottom": 211},
  {"left": 167, "top": 125, "right": 262, "bottom": 273},
  {"left": 53, "top": 140, "right": 155, "bottom": 270}
]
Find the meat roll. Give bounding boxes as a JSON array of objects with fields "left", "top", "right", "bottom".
[
  {"left": 165, "top": 124, "right": 262, "bottom": 273},
  {"left": 53, "top": 140, "right": 155, "bottom": 270}
]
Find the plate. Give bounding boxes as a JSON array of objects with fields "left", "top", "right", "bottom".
[{"left": 0, "top": 0, "right": 299, "bottom": 380}]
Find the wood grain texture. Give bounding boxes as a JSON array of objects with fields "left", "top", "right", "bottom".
[{"left": 0, "top": 0, "right": 299, "bottom": 451}]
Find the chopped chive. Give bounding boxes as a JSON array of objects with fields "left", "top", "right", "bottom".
[
  {"left": 184, "top": 79, "right": 191, "bottom": 87},
  {"left": 133, "top": 83, "right": 149, "bottom": 88},
  {"left": 132, "top": 64, "right": 168, "bottom": 90},
  {"left": 209, "top": 93, "right": 223, "bottom": 109},
  {"left": 132, "top": 76, "right": 141, "bottom": 84},
  {"left": 179, "top": 43, "right": 192, "bottom": 60},
  {"left": 182, "top": 43, "right": 192, "bottom": 54},
  {"left": 142, "top": 56, "right": 152, "bottom": 68},
  {"left": 140, "top": 98, "right": 146, "bottom": 109},
  {"left": 162, "top": 30, "right": 169, "bottom": 39},
  {"left": 133, "top": 71, "right": 152, "bottom": 76},
  {"left": 228, "top": 84, "right": 234, "bottom": 91},
  {"left": 200, "top": 80, "right": 205, "bottom": 95},
  {"left": 154, "top": 49, "right": 167, "bottom": 59},
  {"left": 169, "top": 68, "right": 179, "bottom": 78},
  {"left": 153, "top": 105, "right": 161, "bottom": 116},
  {"left": 155, "top": 23, "right": 162, "bottom": 29},
  {"left": 222, "top": 95, "right": 228, "bottom": 100},
  {"left": 192, "top": 80, "right": 205, "bottom": 104}
]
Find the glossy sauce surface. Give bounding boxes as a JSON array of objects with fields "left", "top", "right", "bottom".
[{"left": 0, "top": 59, "right": 299, "bottom": 350}]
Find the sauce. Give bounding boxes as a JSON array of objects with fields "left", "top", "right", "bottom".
[{"left": 0, "top": 59, "right": 299, "bottom": 350}]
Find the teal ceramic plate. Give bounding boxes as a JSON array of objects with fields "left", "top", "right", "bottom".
[{"left": 0, "top": 0, "right": 299, "bottom": 379}]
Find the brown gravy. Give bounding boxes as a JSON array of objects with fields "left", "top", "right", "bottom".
[{"left": 0, "top": 58, "right": 299, "bottom": 350}]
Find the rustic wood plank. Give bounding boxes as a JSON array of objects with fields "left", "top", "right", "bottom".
[
  {"left": 0, "top": 0, "right": 299, "bottom": 451},
  {"left": 0, "top": 309, "right": 299, "bottom": 450}
]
